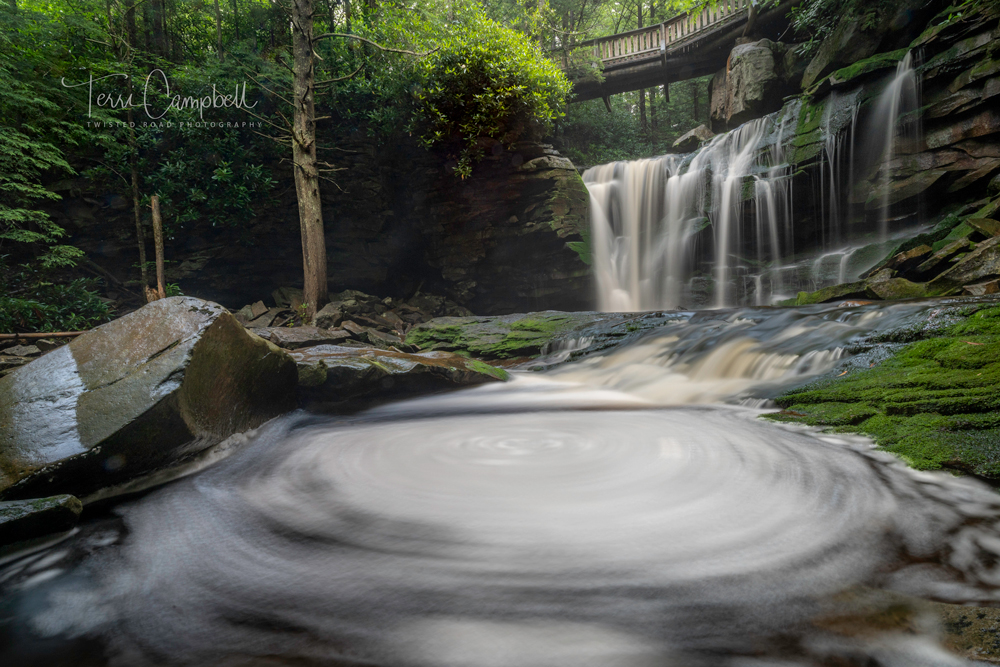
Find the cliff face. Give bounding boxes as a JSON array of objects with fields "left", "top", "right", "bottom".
[
  {"left": 51, "top": 137, "right": 592, "bottom": 315},
  {"left": 781, "top": 0, "right": 1000, "bottom": 300},
  {"left": 697, "top": 0, "right": 1000, "bottom": 302}
]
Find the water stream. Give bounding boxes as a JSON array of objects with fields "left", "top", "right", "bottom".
[{"left": 4, "top": 298, "right": 1000, "bottom": 666}]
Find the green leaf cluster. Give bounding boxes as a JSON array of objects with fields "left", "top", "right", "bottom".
[{"left": 409, "top": 7, "right": 571, "bottom": 177}]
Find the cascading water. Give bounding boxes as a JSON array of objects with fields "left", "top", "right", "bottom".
[
  {"left": 5, "top": 298, "right": 1000, "bottom": 666},
  {"left": 585, "top": 52, "right": 924, "bottom": 312},
  {"left": 585, "top": 115, "right": 791, "bottom": 310},
  {"left": 868, "top": 51, "right": 922, "bottom": 241}
]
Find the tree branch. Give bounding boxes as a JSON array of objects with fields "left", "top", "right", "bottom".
[
  {"left": 312, "top": 32, "right": 438, "bottom": 57},
  {"left": 315, "top": 63, "right": 364, "bottom": 85}
]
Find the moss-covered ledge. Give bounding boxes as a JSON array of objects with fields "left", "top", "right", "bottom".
[{"left": 763, "top": 303, "right": 1000, "bottom": 476}]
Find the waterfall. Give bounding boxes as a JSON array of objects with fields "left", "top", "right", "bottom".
[
  {"left": 585, "top": 52, "right": 925, "bottom": 313},
  {"left": 585, "top": 116, "right": 787, "bottom": 311}
]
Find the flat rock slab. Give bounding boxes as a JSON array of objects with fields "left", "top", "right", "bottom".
[
  {"left": 1, "top": 345, "right": 41, "bottom": 357},
  {"left": 290, "top": 345, "right": 509, "bottom": 408},
  {"left": 0, "top": 297, "right": 298, "bottom": 500},
  {"left": 0, "top": 494, "right": 81, "bottom": 546},
  {"left": 406, "top": 310, "right": 677, "bottom": 359},
  {"left": 251, "top": 326, "right": 352, "bottom": 350}
]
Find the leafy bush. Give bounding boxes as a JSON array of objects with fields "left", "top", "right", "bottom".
[
  {"left": 0, "top": 278, "right": 110, "bottom": 333},
  {"left": 409, "top": 8, "right": 571, "bottom": 177}
]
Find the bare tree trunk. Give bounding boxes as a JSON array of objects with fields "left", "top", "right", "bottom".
[
  {"left": 151, "top": 196, "right": 166, "bottom": 299},
  {"left": 214, "top": 0, "right": 223, "bottom": 60},
  {"left": 125, "top": 0, "right": 137, "bottom": 50},
  {"left": 344, "top": 0, "right": 351, "bottom": 31},
  {"left": 291, "top": 0, "right": 328, "bottom": 319},
  {"left": 151, "top": 0, "right": 166, "bottom": 56},
  {"left": 128, "top": 121, "right": 148, "bottom": 293},
  {"left": 691, "top": 79, "right": 699, "bottom": 122},
  {"left": 232, "top": 0, "right": 239, "bottom": 40}
]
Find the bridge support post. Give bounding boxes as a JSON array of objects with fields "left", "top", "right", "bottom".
[
  {"left": 602, "top": 95, "right": 612, "bottom": 114},
  {"left": 663, "top": 81, "right": 670, "bottom": 103}
]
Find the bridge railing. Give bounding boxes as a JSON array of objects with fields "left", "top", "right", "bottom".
[{"left": 573, "top": 0, "right": 751, "bottom": 68}]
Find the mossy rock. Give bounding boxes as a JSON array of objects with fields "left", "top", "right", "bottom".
[
  {"left": 828, "top": 48, "right": 909, "bottom": 86},
  {"left": 765, "top": 304, "right": 1000, "bottom": 476},
  {"left": 791, "top": 281, "right": 871, "bottom": 306},
  {"left": 405, "top": 310, "right": 675, "bottom": 361},
  {"left": 405, "top": 311, "right": 602, "bottom": 359}
]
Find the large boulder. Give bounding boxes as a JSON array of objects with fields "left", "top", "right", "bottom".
[
  {"left": 0, "top": 297, "right": 298, "bottom": 500},
  {"left": 712, "top": 40, "right": 791, "bottom": 128},
  {"left": 673, "top": 124, "right": 715, "bottom": 153}
]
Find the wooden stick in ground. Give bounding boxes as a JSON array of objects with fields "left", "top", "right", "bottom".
[{"left": 151, "top": 195, "right": 166, "bottom": 300}]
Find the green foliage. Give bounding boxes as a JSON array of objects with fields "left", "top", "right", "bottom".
[
  {"left": 0, "top": 3, "right": 101, "bottom": 269},
  {"left": 766, "top": 0, "right": 902, "bottom": 58},
  {"left": 0, "top": 275, "right": 111, "bottom": 333},
  {"left": 409, "top": 7, "right": 571, "bottom": 177}
]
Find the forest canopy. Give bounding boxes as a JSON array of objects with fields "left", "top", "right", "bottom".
[{"left": 0, "top": 0, "right": 739, "bottom": 331}]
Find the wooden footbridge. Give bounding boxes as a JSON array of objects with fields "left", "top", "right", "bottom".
[{"left": 560, "top": 0, "right": 795, "bottom": 104}]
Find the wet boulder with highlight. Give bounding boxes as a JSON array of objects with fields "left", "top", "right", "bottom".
[{"left": 0, "top": 297, "right": 298, "bottom": 501}]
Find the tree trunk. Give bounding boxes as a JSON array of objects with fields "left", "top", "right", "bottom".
[
  {"left": 231, "top": 0, "right": 239, "bottom": 40},
  {"left": 214, "top": 0, "right": 223, "bottom": 60},
  {"left": 291, "top": 0, "right": 328, "bottom": 319},
  {"left": 125, "top": 0, "right": 138, "bottom": 51},
  {"left": 151, "top": 195, "right": 166, "bottom": 299},
  {"left": 128, "top": 107, "right": 148, "bottom": 293},
  {"left": 691, "top": 79, "right": 699, "bottom": 122},
  {"left": 344, "top": 0, "right": 351, "bottom": 32},
  {"left": 151, "top": 0, "right": 166, "bottom": 56},
  {"left": 649, "top": 88, "right": 656, "bottom": 130},
  {"left": 142, "top": 1, "right": 152, "bottom": 50}
]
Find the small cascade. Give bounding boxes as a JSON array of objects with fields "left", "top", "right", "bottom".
[{"left": 868, "top": 51, "right": 922, "bottom": 241}]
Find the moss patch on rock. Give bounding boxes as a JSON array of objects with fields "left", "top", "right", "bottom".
[
  {"left": 765, "top": 304, "right": 1000, "bottom": 476},
  {"left": 406, "top": 312, "right": 593, "bottom": 359}
]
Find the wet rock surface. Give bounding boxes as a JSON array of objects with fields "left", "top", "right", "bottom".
[
  {"left": 0, "top": 495, "right": 82, "bottom": 547},
  {"left": 405, "top": 309, "right": 683, "bottom": 361},
  {"left": 290, "top": 345, "right": 509, "bottom": 410},
  {"left": 0, "top": 297, "right": 298, "bottom": 501}
]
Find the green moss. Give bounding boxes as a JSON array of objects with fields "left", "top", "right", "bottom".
[
  {"left": 765, "top": 306, "right": 1000, "bottom": 476},
  {"left": 465, "top": 359, "right": 510, "bottom": 381},
  {"left": 829, "top": 48, "right": 909, "bottom": 84},
  {"left": 406, "top": 313, "right": 584, "bottom": 359}
]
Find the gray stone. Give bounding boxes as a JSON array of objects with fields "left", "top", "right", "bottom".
[
  {"left": 0, "top": 297, "right": 298, "bottom": 500},
  {"left": 0, "top": 494, "right": 82, "bottom": 546},
  {"left": 234, "top": 305, "right": 255, "bottom": 324},
  {"left": 1, "top": 345, "right": 40, "bottom": 357},
  {"left": 801, "top": 18, "right": 883, "bottom": 89},
  {"left": 723, "top": 39, "right": 788, "bottom": 125},
  {"left": 314, "top": 301, "right": 347, "bottom": 329},
  {"left": 929, "top": 236, "right": 1000, "bottom": 295},
  {"left": 271, "top": 287, "right": 303, "bottom": 309},
  {"left": 964, "top": 279, "right": 1000, "bottom": 296},
  {"left": 673, "top": 124, "right": 715, "bottom": 153},
  {"left": 263, "top": 326, "right": 352, "bottom": 350}
]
